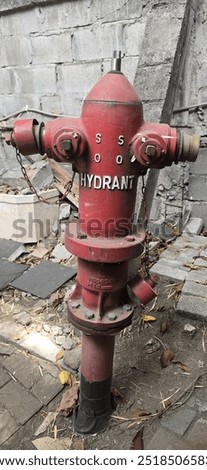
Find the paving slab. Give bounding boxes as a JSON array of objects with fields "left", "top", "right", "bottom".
[
  {"left": 3, "top": 353, "right": 42, "bottom": 389},
  {"left": 200, "top": 248, "right": 207, "bottom": 257},
  {"left": 150, "top": 261, "right": 188, "bottom": 281},
  {"left": 0, "top": 368, "right": 11, "bottom": 388},
  {"left": 160, "top": 247, "right": 198, "bottom": 263},
  {"left": 194, "top": 388, "right": 207, "bottom": 413},
  {"left": 0, "top": 238, "right": 25, "bottom": 261},
  {"left": 10, "top": 260, "right": 76, "bottom": 299},
  {"left": 0, "top": 321, "right": 27, "bottom": 345},
  {"left": 154, "top": 259, "right": 191, "bottom": 271},
  {"left": 177, "top": 294, "right": 207, "bottom": 319},
  {"left": 18, "top": 331, "right": 61, "bottom": 363},
  {"left": 0, "top": 259, "right": 29, "bottom": 291},
  {"left": 0, "top": 324, "right": 61, "bottom": 364},
  {"left": 194, "top": 258, "right": 207, "bottom": 267},
  {"left": 186, "top": 270, "right": 207, "bottom": 284},
  {"left": 0, "top": 381, "right": 43, "bottom": 425},
  {"left": 31, "top": 373, "right": 63, "bottom": 405},
  {"left": 182, "top": 281, "right": 207, "bottom": 298},
  {"left": 184, "top": 418, "right": 207, "bottom": 449},
  {"left": 38, "top": 358, "right": 61, "bottom": 378},
  {"left": 161, "top": 407, "right": 196, "bottom": 436},
  {"left": 0, "top": 406, "right": 19, "bottom": 446},
  {"left": 173, "top": 234, "right": 207, "bottom": 249},
  {"left": 145, "top": 426, "right": 189, "bottom": 450},
  {"left": 0, "top": 342, "right": 14, "bottom": 356},
  {"left": 160, "top": 246, "right": 180, "bottom": 260}
]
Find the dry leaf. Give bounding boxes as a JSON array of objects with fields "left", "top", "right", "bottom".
[
  {"left": 112, "top": 387, "right": 126, "bottom": 402},
  {"left": 142, "top": 314, "right": 157, "bottom": 322},
  {"left": 160, "top": 349, "right": 175, "bottom": 368},
  {"left": 132, "top": 408, "right": 151, "bottom": 420},
  {"left": 183, "top": 263, "right": 203, "bottom": 270},
  {"left": 59, "top": 370, "right": 70, "bottom": 385},
  {"left": 160, "top": 320, "right": 169, "bottom": 335},
  {"left": 32, "top": 437, "right": 72, "bottom": 450},
  {"left": 50, "top": 292, "right": 65, "bottom": 309},
  {"left": 35, "top": 411, "right": 57, "bottom": 436},
  {"left": 68, "top": 372, "right": 77, "bottom": 387},
  {"left": 59, "top": 370, "right": 76, "bottom": 387},
  {"left": 130, "top": 429, "right": 144, "bottom": 450},
  {"left": 30, "top": 246, "right": 50, "bottom": 259},
  {"left": 58, "top": 385, "right": 78, "bottom": 416},
  {"left": 13, "top": 334, "right": 22, "bottom": 341},
  {"left": 71, "top": 437, "right": 85, "bottom": 450},
  {"left": 167, "top": 282, "right": 184, "bottom": 300},
  {"left": 174, "top": 361, "right": 190, "bottom": 373},
  {"left": 53, "top": 298, "right": 64, "bottom": 309},
  {"left": 55, "top": 350, "right": 64, "bottom": 362}
]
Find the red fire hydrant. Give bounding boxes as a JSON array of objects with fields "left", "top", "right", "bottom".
[{"left": 6, "top": 51, "right": 200, "bottom": 434}]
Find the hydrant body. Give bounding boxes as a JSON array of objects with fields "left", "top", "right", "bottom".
[{"left": 6, "top": 53, "right": 200, "bottom": 434}]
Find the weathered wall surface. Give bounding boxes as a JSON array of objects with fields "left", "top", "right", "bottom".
[
  {"left": 0, "top": 0, "right": 188, "bottom": 165},
  {"left": 0, "top": 0, "right": 149, "bottom": 166},
  {"left": 0, "top": 0, "right": 148, "bottom": 120},
  {"left": 134, "top": 0, "right": 196, "bottom": 224},
  {"left": 171, "top": 0, "right": 207, "bottom": 226},
  {"left": 1, "top": 0, "right": 205, "bottom": 227}
]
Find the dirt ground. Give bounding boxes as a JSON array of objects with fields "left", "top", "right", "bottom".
[{"left": 1, "top": 274, "right": 206, "bottom": 451}]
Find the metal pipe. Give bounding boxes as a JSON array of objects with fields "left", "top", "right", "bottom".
[
  {"left": 111, "top": 50, "right": 122, "bottom": 72},
  {"left": 173, "top": 102, "right": 207, "bottom": 114}
]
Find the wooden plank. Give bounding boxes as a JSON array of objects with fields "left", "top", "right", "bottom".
[
  {"left": 56, "top": 182, "right": 79, "bottom": 208},
  {"left": 49, "top": 160, "right": 79, "bottom": 208}
]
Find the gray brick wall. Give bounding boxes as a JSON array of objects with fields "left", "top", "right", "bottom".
[
  {"left": 0, "top": 0, "right": 151, "bottom": 170},
  {"left": 1, "top": 0, "right": 204, "bottom": 232},
  {"left": 171, "top": 0, "right": 207, "bottom": 226}
]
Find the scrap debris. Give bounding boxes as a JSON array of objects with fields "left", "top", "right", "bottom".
[{"left": 57, "top": 384, "right": 78, "bottom": 417}]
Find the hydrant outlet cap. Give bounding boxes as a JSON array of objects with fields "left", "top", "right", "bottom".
[{"left": 177, "top": 133, "right": 200, "bottom": 163}]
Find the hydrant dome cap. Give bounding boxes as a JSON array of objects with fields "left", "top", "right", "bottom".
[{"left": 84, "top": 71, "right": 141, "bottom": 104}]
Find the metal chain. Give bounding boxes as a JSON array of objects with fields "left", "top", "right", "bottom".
[
  {"left": 141, "top": 175, "right": 150, "bottom": 277},
  {"left": 15, "top": 147, "right": 75, "bottom": 205}
]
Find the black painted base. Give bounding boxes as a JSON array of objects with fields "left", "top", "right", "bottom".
[{"left": 73, "top": 374, "right": 114, "bottom": 435}]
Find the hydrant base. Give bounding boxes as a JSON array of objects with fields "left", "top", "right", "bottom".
[{"left": 73, "top": 375, "right": 114, "bottom": 435}]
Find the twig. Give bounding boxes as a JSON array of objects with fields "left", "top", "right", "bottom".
[
  {"left": 146, "top": 297, "right": 157, "bottom": 313},
  {"left": 113, "top": 373, "right": 207, "bottom": 430},
  {"left": 159, "top": 388, "right": 180, "bottom": 407},
  {"left": 202, "top": 327, "right": 206, "bottom": 353},
  {"left": 153, "top": 334, "right": 166, "bottom": 349},
  {"left": 68, "top": 431, "right": 75, "bottom": 450},
  {"left": 163, "top": 373, "right": 207, "bottom": 413},
  {"left": 8, "top": 372, "right": 17, "bottom": 382}
]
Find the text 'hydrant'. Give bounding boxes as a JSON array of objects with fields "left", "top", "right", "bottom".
[{"left": 6, "top": 51, "right": 200, "bottom": 435}]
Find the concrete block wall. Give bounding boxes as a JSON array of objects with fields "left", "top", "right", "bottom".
[
  {"left": 0, "top": 1, "right": 187, "bottom": 138},
  {"left": 0, "top": 0, "right": 147, "bottom": 121},
  {"left": 171, "top": 0, "right": 207, "bottom": 226},
  {"left": 0, "top": 0, "right": 151, "bottom": 169},
  {"left": 134, "top": 0, "right": 194, "bottom": 221},
  {"left": 1, "top": 0, "right": 205, "bottom": 229}
]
